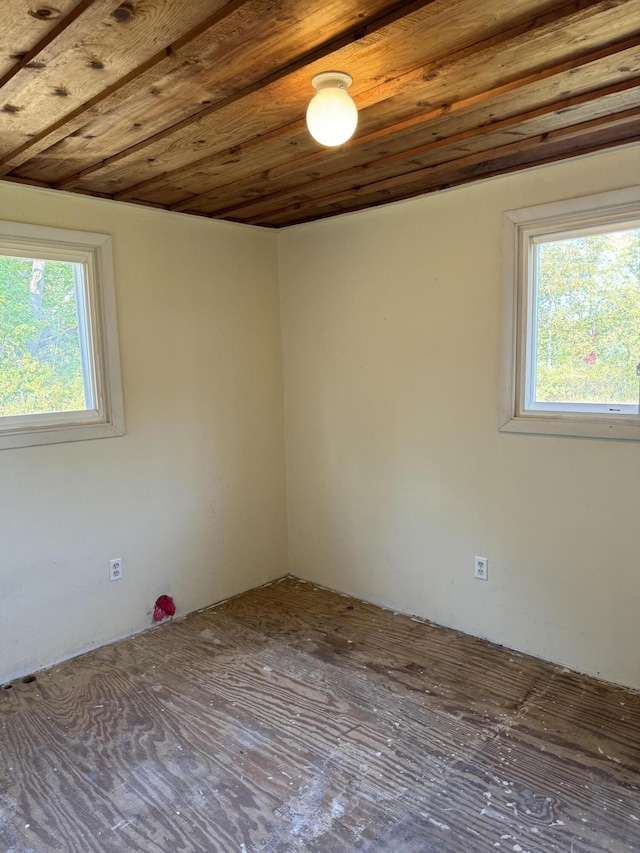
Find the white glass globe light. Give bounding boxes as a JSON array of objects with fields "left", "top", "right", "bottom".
[{"left": 306, "top": 72, "right": 358, "bottom": 147}]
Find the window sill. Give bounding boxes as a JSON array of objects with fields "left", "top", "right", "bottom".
[
  {"left": 499, "top": 412, "right": 640, "bottom": 441},
  {"left": 0, "top": 419, "right": 125, "bottom": 451}
]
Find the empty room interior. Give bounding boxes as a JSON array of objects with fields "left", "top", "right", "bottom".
[{"left": 1, "top": 1, "right": 640, "bottom": 851}]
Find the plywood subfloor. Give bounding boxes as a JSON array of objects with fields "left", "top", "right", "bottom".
[{"left": 1, "top": 576, "right": 639, "bottom": 852}]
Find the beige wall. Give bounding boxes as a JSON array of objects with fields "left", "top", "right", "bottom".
[
  {"left": 278, "top": 144, "right": 640, "bottom": 691},
  {"left": 1, "top": 182, "right": 287, "bottom": 684},
  {"left": 4, "top": 146, "right": 640, "bottom": 692}
]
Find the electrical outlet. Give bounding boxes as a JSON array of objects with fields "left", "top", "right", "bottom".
[
  {"left": 109, "top": 558, "right": 123, "bottom": 582},
  {"left": 474, "top": 556, "right": 488, "bottom": 581}
]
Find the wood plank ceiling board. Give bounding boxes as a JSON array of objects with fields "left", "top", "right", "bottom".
[
  {"left": 47, "top": 0, "right": 625, "bottom": 191},
  {"left": 0, "top": 1, "right": 237, "bottom": 156},
  {"left": 1, "top": 0, "right": 639, "bottom": 226},
  {"left": 41, "top": 0, "right": 638, "bottom": 198},
  {"left": 162, "top": 59, "right": 640, "bottom": 218},
  {"left": 118, "top": 19, "right": 640, "bottom": 209},
  {"left": 260, "top": 116, "right": 640, "bottom": 227},
  {"left": 213, "top": 90, "right": 640, "bottom": 224},
  {"left": 31, "top": 0, "right": 473, "bottom": 191},
  {"left": 115, "top": 0, "right": 617, "bottom": 204},
  {"left": 0, "top": 0, "right": 84, "bottom": 79},
  {"left": 7, "top": 0, "right": 412, "bottom": 183}
]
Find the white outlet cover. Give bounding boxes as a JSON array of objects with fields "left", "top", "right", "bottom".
[
  {"left": 474, "top": 556, "right": 488, "bottom": 581},
  {"left": 109, "top": 557, "right": 123, "bottom": 582}
]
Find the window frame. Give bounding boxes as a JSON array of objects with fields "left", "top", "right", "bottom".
[
  {"left": 0, "top": 220, "right": 124, "bottom": 450},
  {"left": 500, "top": 186, "right": 640, "bottom": 441}
]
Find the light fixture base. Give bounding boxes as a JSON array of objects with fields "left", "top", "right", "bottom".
[{"left": 311, "top": 71, "right": 353, "bottom": 92}]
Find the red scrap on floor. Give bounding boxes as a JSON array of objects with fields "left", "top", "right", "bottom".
[{"left": 154, "top": 595, "right": 176, "bottom": 622}]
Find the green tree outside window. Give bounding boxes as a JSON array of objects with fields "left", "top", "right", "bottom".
[
  {"left": 0, "top": 255, "right": 86, "bottom": 417},
  {"left": 535, "top": 229, "right": 640, "bottom": 406}
]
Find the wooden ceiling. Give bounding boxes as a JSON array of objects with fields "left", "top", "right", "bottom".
[{"left": 1, "top": 0, "right": 640, "bottom": 228}]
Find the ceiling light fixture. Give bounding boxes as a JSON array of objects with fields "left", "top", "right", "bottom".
[{"left": 306, "top": 71, "right": 358, "bottom": 147}]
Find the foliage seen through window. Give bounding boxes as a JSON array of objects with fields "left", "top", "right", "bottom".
[
  {"left": 533, "top": 228, "right": 640, "bottom": 408},
  {"left": 0, "top": 254, "right": 89, "bottom": 417}
]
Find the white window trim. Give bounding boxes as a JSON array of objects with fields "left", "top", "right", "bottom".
[
  {"left": 499, "top": 186, "right": 640, "bottom": 441},
  {"left": 0, "top": 221, "right": 125, "bottom": 450}
]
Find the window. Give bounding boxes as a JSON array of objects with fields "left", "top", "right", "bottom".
[
  {"left": 0, "top": 221, "right": 124, "bottom": 450},
  {"left": 500, "top": 186, "right": 640, "bottom": 441}
]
